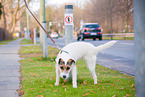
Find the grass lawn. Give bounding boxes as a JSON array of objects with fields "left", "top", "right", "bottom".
[
  {"left": 0, "top": 39, "right": 16, "bottom": 45},
  {"left": 20, "top": 39, "right": 39, "bottom": 44},
  {"left": 103, "top": 37, "right": 134, "bottom": 40},
  {"left": 19, "top": 45, "right": 135, "bottom": 97}
]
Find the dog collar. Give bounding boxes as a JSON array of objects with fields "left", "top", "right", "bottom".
[{"left": 60, "top": 50, "right": 69, "bottom": 54}]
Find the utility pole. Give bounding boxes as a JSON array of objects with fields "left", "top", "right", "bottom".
[
  {"left": 134, "top": 0, "right": 145, "bottom": 97},
  {"left": 40, "top": 0, "right": 47, "bottom": 58},
  {"left": 64, "top": 5, "right": 73, "bottom": 45}
]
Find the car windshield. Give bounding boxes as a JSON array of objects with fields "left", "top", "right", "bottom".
[{"left": 84, "top": 24, "right": 100, "bottom": 28}]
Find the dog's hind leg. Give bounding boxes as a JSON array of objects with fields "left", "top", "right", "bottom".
[
  {"left": 55, "top": 64, "right": 60, "bottom": 86},
  {"left": 85, "top": 55, "right": 97, "bottom": 84}
]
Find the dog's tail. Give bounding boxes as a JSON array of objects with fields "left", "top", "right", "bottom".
[{"left": 95, "top": 40, "right": 117, "bottom": 52}]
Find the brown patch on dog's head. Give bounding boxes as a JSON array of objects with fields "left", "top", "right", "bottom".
[
  {"left": 67, "top": 59, "right": 75, "bottom": 66},
  {"left": 58, "top": 58, "right": 65, "bottom": 71},
  {"left": 58, "top": 58, "right": 75, "bottom": 72}
]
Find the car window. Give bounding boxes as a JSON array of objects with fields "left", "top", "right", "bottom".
[{"left": 84, "top": 24, "right": 100, "bottom": 28}]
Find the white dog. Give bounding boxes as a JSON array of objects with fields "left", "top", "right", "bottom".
[{"left": 55, "top": 41, "right": 117, "bottom": 88}]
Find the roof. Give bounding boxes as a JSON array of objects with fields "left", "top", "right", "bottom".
[{"left": 83, "top": 23, "right": 99, "bottom": 25}]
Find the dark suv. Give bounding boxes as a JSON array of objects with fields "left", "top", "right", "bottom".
[{"left": 77, "top": 23, "right": 102, "bottom": 41}]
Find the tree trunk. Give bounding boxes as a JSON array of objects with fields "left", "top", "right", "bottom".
[
  {"left": 126, "top": 0, "right": 129, "bottom": 33},
  {"left": 2, "top": 3, "right": 8, "bottom": 40}
]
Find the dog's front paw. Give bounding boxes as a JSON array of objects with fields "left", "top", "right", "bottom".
[
  {"left": 94, "top": 81, "right": 97, "bottom": 84},
  {"left": 73, "top": 85, "right": 77, "bottom": 88},
  {"left": 55, "top": 82, "right": 59, "bottom": 86}
]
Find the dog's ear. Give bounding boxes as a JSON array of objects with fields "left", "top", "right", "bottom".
[
  {"left": 67, "top": 59, "right": 75, "bottom": 66},
  {"left": 58, "top": 58, "right": 64, "bottom": 65}
]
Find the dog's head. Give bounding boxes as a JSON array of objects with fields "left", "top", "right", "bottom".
[{"left": 58, "top": 58, "right": 75, "bottom": 79}]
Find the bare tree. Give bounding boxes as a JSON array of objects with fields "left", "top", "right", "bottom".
[
  {"left": 1, "top": 0, "right": 31, "bottom": 39},
  {"left": 83, "top": 0, "right": 133, "bottom": 33}
]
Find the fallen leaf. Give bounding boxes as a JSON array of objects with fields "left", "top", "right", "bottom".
[
  {"left": 50, "top": 84, "right": 53, "bottom": 87},
  {"left": 131, "top": 84, "right": 134, "bottom": 87},
  {"left": 62, "top": 86, "right": 67, "bottom": 87},
  {"left": 53, "top": 90, "right": 57, "bottom": 92},
  {"left": 112, "top": 95, "right": 117, "bottom": 97},
  {"left": 82, "top": 93, "right": 90, "bottom": 96},
  {"left": 34, "top": 74, "right": 37, "bottom": 77},
  {"left": 117, "top": 79, "right": 120, "bottom": 81},
  {"left": 51, "top": 58, "right": 54, "bottom": 61},
  {"left": 89, "top": 90, "right": 96, "bottom": 93},
  {"left": 111, "top": 84, "right": 114, "bottom": 86},
  {"left": 17, "top": 90, "right": 24, "bottom": 95},
  {"left": 83, "top": 81, "right": 87, "bottom": 85},
  {"left": 64, "top": 80, "right": 67, "bottom": 83},
  {"left": 20, "top": 86, "right": 22, "bottom": 89},
  {"left": 53, "top": 76, "right": 55, "bottom": 80},
  {"left": 102, "top": 87, "right": 105, "bottom": 90},
  {"left": 36, "top": 95, "right": 43, "bottom": 97},
  {"left": 120, "top": 87, "right": 124, "bottom": 90}
]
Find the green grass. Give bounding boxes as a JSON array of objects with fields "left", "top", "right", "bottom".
[
  {"left": 20, "top": 39, "right": 39, "bottom": 44},
  {"left": 103, "top": 37, "right": 134, "bottom": 40},
  {"left": 0, "top": 39, "right": 16, "bottom": 45},
  {"left": 19, "top": 46, "right": 135, "bottom": 97}
]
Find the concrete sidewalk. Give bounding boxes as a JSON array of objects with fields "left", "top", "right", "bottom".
[{"left": 0, "top": 38, "right": 22, "bottom": 97}]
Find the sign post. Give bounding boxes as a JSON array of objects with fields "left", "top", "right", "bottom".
[
  {"left": 64, "top": 5, "right": 73, "bottom": 45},
  {"left": 134, "top": 0, "right": 145, "bottom": 96}
]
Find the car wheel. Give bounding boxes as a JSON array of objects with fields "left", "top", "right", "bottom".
[
  {"left": 77, "top": 38, "right": 80, "bottom": 41},
  {"left": 81, "top": 35, "right": 84, "bottom": 41},
  {"left": 93, "top": 38, "right": 96, "bottom": 41},
  {"left": 99, "top": 37, "right": 102, "bottom": 41}
]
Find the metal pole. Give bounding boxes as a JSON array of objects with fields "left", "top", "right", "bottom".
[
  {"left": 134, "top": 0, "right": 145, "bottom": 97},
  {"left": 26, "top": 9, "right": 30, "bottom": 40},
  {"left": 42, "top": 21, "right": 48, "bottom": 58},
  {"left": 40, "top": 0, "right": 46, "bottom": 49},
  {"left": 33, "top": 28, "right": 36, "bottom": 45},
  {"left": 64, "top": 5, "right": 73, "bottom": 45}
]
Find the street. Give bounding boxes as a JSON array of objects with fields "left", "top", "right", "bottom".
[{"left": 37, "top": 37, "right": 134, "bottom": 76}]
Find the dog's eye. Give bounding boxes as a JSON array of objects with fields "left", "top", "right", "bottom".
[
  {"left": 66, "top": 67, "right": 70, "bottom": 70},
  {"left": 60, "top": 67, "right": 64, "bottom": 70}
]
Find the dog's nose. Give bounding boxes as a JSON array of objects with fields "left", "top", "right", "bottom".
[{"left": 63, "top": 75, "right": 66, "bottom": 79}]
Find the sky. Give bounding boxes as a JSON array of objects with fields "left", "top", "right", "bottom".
[{"left": 29, "top": 0, "right": 86, "bottom": 12}]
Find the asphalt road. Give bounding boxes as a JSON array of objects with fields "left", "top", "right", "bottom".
[{"left": 37, "top": 37, "right": 134, "bottom": 76}]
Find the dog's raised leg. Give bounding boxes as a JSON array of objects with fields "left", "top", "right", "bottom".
[
  {"left": 72, "top": 64, "right": 77, "bottom": 88},
  {"left": 55, "top": 64, "right": 60, "bottom": 86},
  {"left": 85, "top": 56, "right": 97, "bottom": 84}
]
